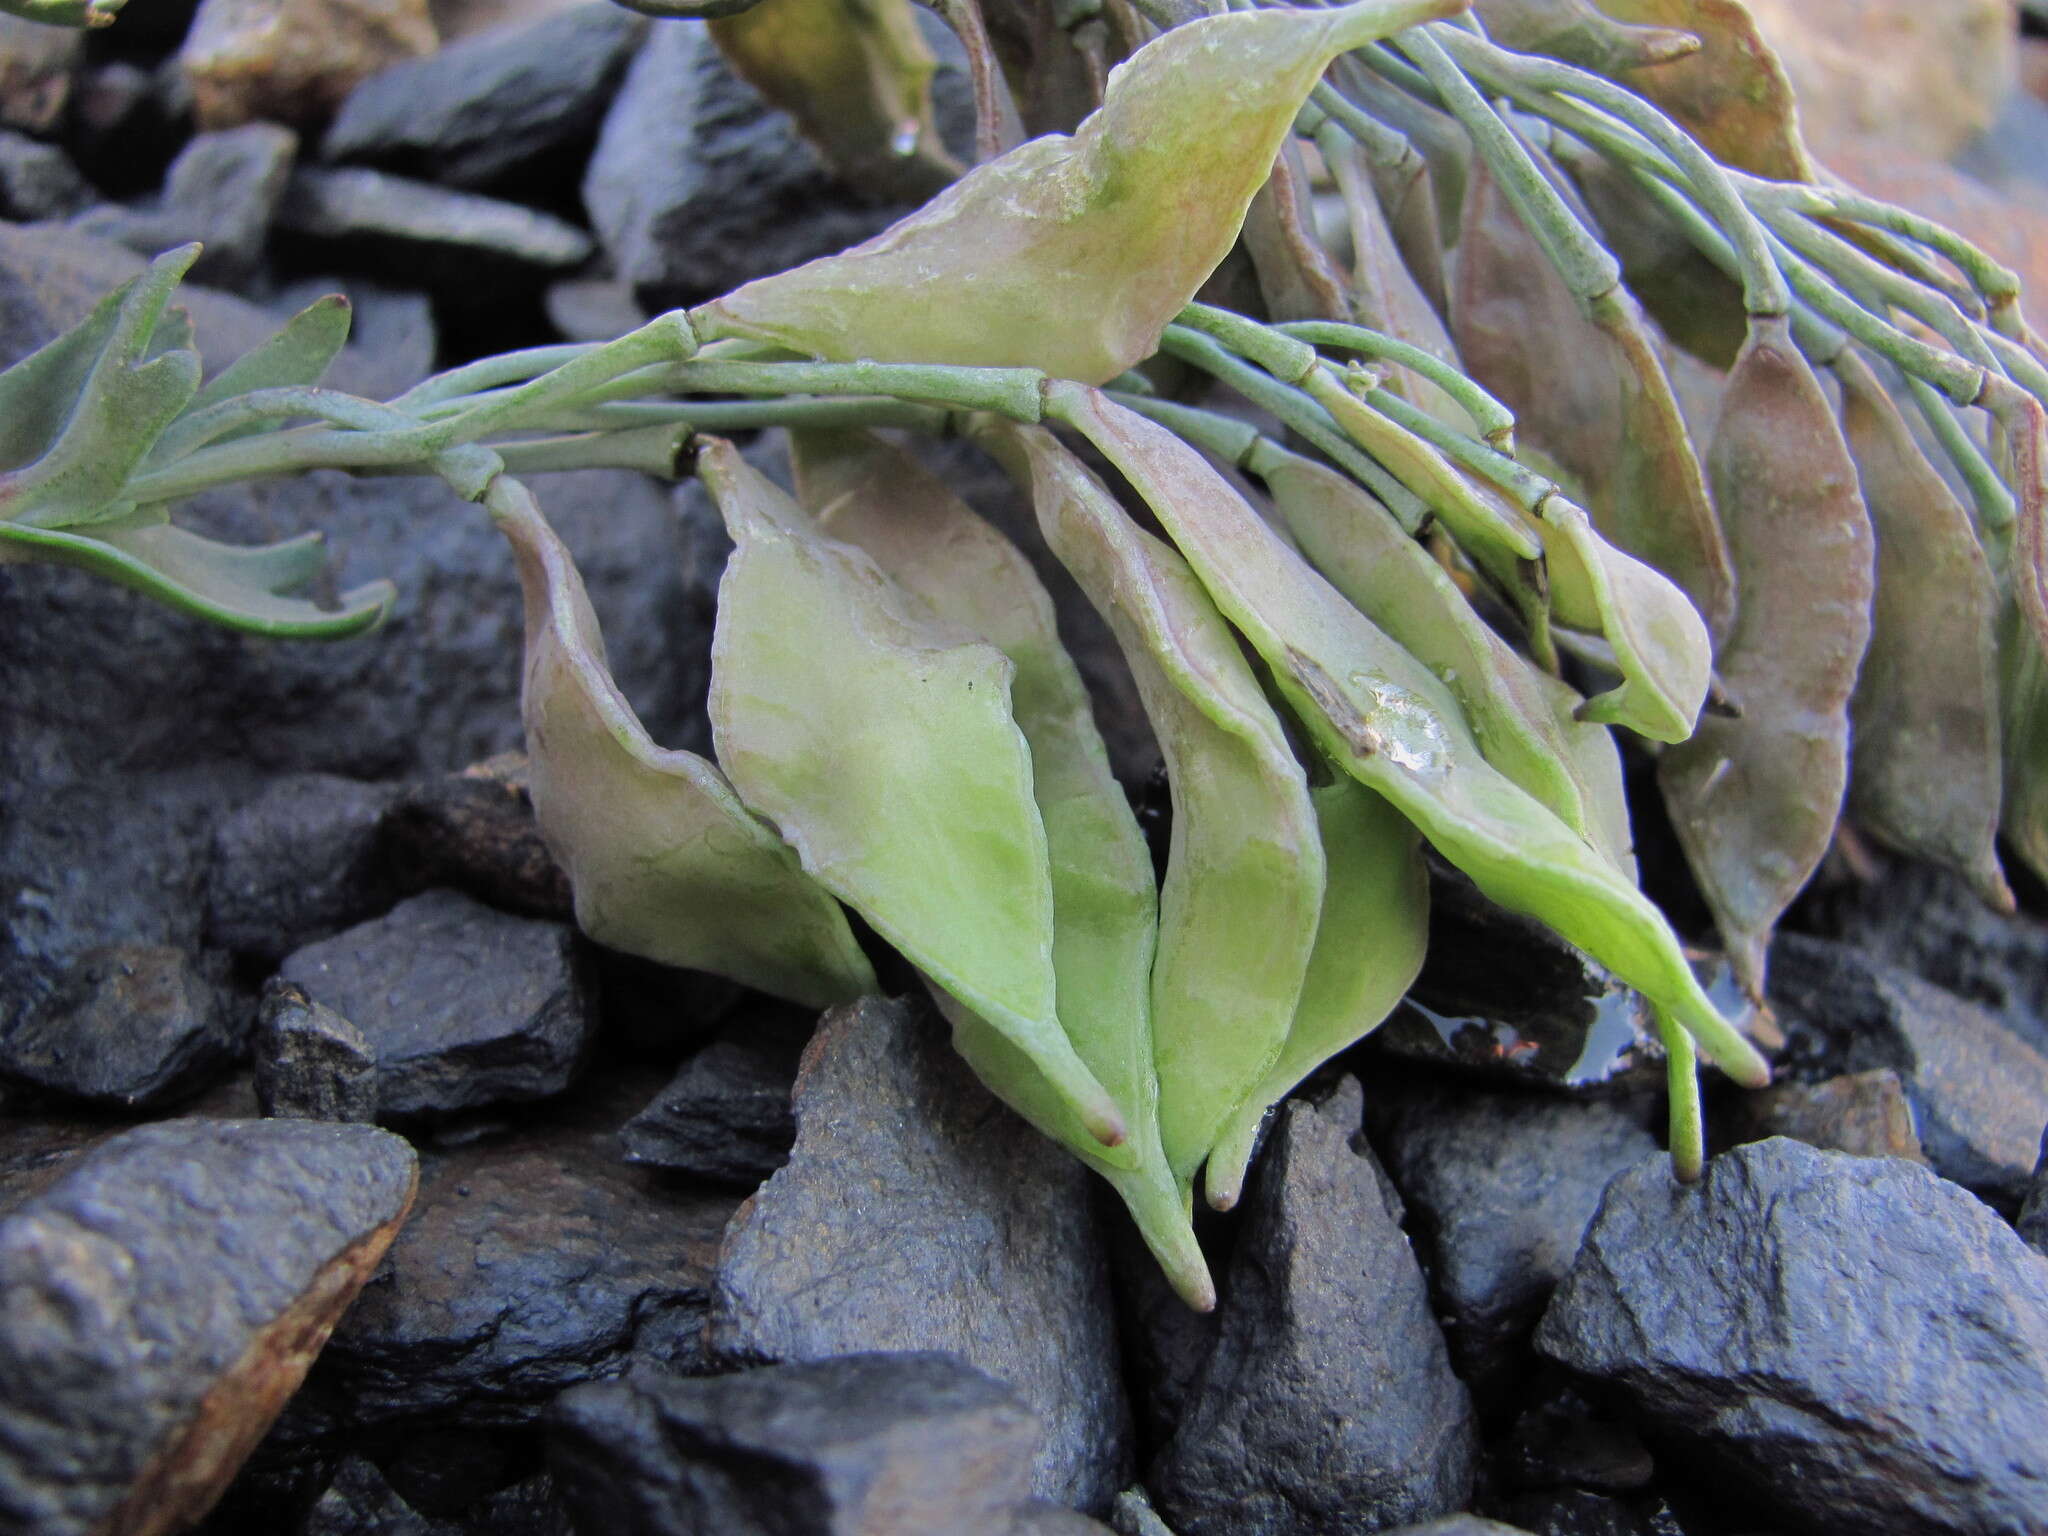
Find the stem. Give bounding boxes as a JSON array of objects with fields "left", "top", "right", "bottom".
[
  {"left": 660, "top": 357, "right": 1048, "bottom": 421},
  {"left": 1902, "top": 371, "right": 2016, "bottom": 533},
  {"left": 1654, "top": 1005, "right": 1705, "bottom": 1182},
  {"left": 1106, "top": 392, "right": 1263, "bottom": 466},
  {"left": 392, "top": 343, "right": 598, "bottom": 412},
  {"left": 1275, "top": 319, "right": 1517, "bottom": 448}
]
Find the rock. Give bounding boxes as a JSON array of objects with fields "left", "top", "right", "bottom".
[
  {"left": 1494, "top": 1386, "right": 1654, "bottom": 1495},
  {"left": 582, "top": 19, "right": 912, "bottom": 311},
  {"left": 254, "top": 979, "right": 379, "bottom": 1123},
  {"left": 382, "top": 754, "right": 572, "bottom": 920},
  {"left": 0, "top": 130, "right": 91, "bottom": 221},
  {"left": 301, "top": 1455, "right": 439, "bottom": 1535},
  {"left": 1109, "top": 1489, "right": 1177, "bottom": 1536},
  {"left": 544, "top": 272, "right": 647, "bottom": 343},
  {"left": 0, "top": 943, "right": 238, "bottom": 1110},
  {"left": 73, "top": 123, "right": 298, "bottom": 287},
  {"left": 2019, "top": 1131, "right": 2048, "bottom": 1256},
  {"left": 65, "top": 60, "right": 186, "bottom": 199},
  {"left": 1725, "top": 1066, "right": 1928, "bottom": 1165},
  {"left": 275, "top": 166, "right": 593, "bottom": 284},
  {"left": 206, "top": 772, "right": 401, "bottom": 963},
  {"left": 1369, "top": 1081, "right": 1659, "bottom": 1410},
  {"left": 324, "top": 3, "right": 643, "bottom": 191},
  {"left": 1478, "top": 1488, "right": 1681, "bottom": 1535},
  {"left": 1954, "top": 87, "right": 2048, "bottom": 206},
  {"left": 279, "top": 889, "right": 592, "bottom": 1120},
  {"left": 276, "top": 1069, "right": 739, "bottom": 1438},
  {"left": 1769, "top": 932, "right": 2048, "bottom": 1203},
  {"left": 0, "top": 14, "right": 78, "bottom": 134},
  {"left": 1537, "top": 1137, "right": 2048, "bottom": 1536},
  {"left": 1380, "top": 1522, "right": 1536, "bottom": 1536},
  {"left": 1101, "top": 1195, "right": 1218, "bottom": 1450},
  {"left": 1152, "top": 1079, "right": 1478, "bottom": 1536},
  {"left": 708, "top": 996, "right": 1132, "bottom": 1511},
  {"left": 0, "top": 1118, "right": 418, "bottom": 1536},
  {"left": 1011, "top": 1502, "right": 1118, "bottom": 1535},
  {"left": 180, "top": 0, "right": 440, "bottom": 129},
  {"left": 616, "top": 1010, "right": 813, "bottom": 1186},
  {"left": 549, "top": 1353, "right": 1044, "bottom": 1536}
]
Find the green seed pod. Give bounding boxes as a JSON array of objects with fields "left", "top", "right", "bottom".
[
  {"left": 689, "top": 0, "right": 1465, "bottom": 383},
  {"left": 699, "top": 438, "right": 1128, "bottom": 1151},
  {"left": 1660, "top": 314, "right": 1875, "bottom": 1001},
  {"left": 486, "top": 476, "right": 876, "bottom": 1008}
]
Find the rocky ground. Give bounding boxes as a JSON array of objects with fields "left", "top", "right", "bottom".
[{"left": 3, "top": 1, "right": 2048, "bottom": 1533}]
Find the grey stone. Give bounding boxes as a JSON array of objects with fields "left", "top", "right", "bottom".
[
  {"left": 1536, "top": 1137, "right": 2048, "bottom": 1536},
  {"left": 1152, "top": 1079, "right": 1478, "bottom": 1536},
  {"left": 1494, "top": 1387, "right": 1655, "bottom": 1495},
  {"left": 0, "top": 1118, "right": 418, "bottom": 1536},
  {"left": 0, "top": 943, "right": 238, "bottom": 1109},
  {"left": 2018, "top": 1127, "right": 2048, "bottom": 1255},
  {"left": 206, "top": 772, "right": 401, "bottom": 962},
  {"left": 617, "top": 1015, "right": 811, "bottom": 1186},
  {"left": 1102, "top": 1199, "right": 1217, "bottom": 1450},
  {"left": 544, "top": 272, "right": 648, "bottom": 343},
  {"left": 1769, "top": 932, "right": 2048, "bottom": 1202},
  {"left": 0, "top": 130, "right": 91, "bottom": 220},
  {"left": 1010, "top": 1501, "right": 1118, "bottom": 1535},
  {"left": 324, "top": 3, "right": 644, "bottom": 191},
  {"left": 73, "top": 123, "right": 299, "bottom": 286},
  {"left": 254, "top": 978, "right": 379, "bottom": 1122},
  {"left": 1370, "top": 1081, "right": 1659, "bottom": 1409},
  {"left": 1108, "top": 1488, "right": 1177, "bottom": 1536},
  {"left": 708, "top": 995, "right": 1132, "bottom": 1511},
  {"left": 382, "top": 754, "right": 572, "bottom": 921},
  {"left": 276, "top": 166, "right": 594, "bottom": 280},
  {"left": 279, "top": 889, "right": 593, "bottom": 1120},
  {"left": 1379, "top": 1522, "right": 1536, "bottom": 1536},
  {"left": 302, "top": 1456, "right": 439, "bottom": 1536},
  {"left": 0, "top": 13, "right": 79, "bottom": 135},
  {"left": 549, "top": 1353, "right": 1043, "bottom": 1536}
]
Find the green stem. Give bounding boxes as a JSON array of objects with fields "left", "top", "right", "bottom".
[
  {"left": 1275, "top": 319, "right": 1517, "bottom": 448},
  {"left": 660, "top": 357, "right": 1048, "bottom": 421},
  {"left": 1653, "top": 1005, "right": 1705, "bottom": 1182},
  {"left": 1106, "top": 392, "right": 1263, "bottom": 467},
  {"left": 1903, "top": 371, "right": 2016, "bottom": 533},
  {"left": 392, "top": 343, "right": 598, "bottom": 412}
]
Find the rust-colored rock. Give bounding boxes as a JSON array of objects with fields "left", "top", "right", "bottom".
[
  {"left": 180, "top": 0, "right": 439, "bottom": 129},
  {"left": 1729, "top": 1067, "right": 1930, "bottom": 1165}
]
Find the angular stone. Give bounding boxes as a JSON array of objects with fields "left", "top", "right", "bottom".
[
  {"left": 382, "top": 755, "right": 572, "bottom": 921},
  {"left": 1153, "top": 1079, "right": 1478, "bottom": 1536},
  {"left": 276, "top": 167, "right": 594, "bottom": 281},
  {"left": 1537, "top": 1138, "right": 2048, "bottom": 1535},
  {"left": 300, "top": 1455, "right": 439, "bottom": 1536},
  {"left": 73, "top": 124, "right": 298, "bottom": 287},
  {"left": 1726, "top": 1066, "right": 1928, "bottom": 1166},
  {"left": 617, "top": 1016, "right": 811, "bottom": 1186},
  {"left": 0, "top": 130, "right": 91, "bottom": 221},
  {"left": 180, "top": 0, "right": 439, "bottom": 129},
  {"left": 1370, "top": 1081, "right": 1659, "bottom": 1410},
  {"left": 549, "top": 1353, "right": 1042, "bottom": 1536},
  {"left": 0, "top": 944, "right": 238, "bottom": 1110},
  {"left": 206, "top": 773, "right": 401, "bottom": 963},
  {"left": 280, "top": 889, "right": 592, "bottom": 1120},
  {"left": 1769, "top": 933, "right": 2048, "bottom": 1202},
  {"left": 324, "top": 3, "right": 644, "bottom": 191},
  {"left": 708, "top": 996, "right": 1132, "bottom": 1511},
  {"left": 254, "top": 979, "right": 379, "bottom": 1123},
  {"left": 2018, "top": 1131, "right": 2048, "bottom": 1256},
  {"left": 0, "top": 1118, "right": 418, "bottom": 1536}
]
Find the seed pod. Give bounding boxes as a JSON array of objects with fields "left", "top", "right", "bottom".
[
  {"left": 976, "top": 417, "right": 1325, "bottom": 1194},
  {"left": 1242, "top": 140, "right": 1352, "bottom": 326},
  {"left": 486, "top": 476, "right": 875, "bottom": 1008},
  {"left": 1048, "top": 383, "right": 1767, "bottom": 1088},
  {"left": 689, "top": 0, "right": 1465, "bottom": 383},
  {"left": 1451, "top": 151, "right": 1734, "bottom": 642},
  {"left": 699, "top": 438, "right": 1126, "bottom": 1150},
  {"left": 1473, "top": 0, "right": 1700, "bottom": 74},
  {"left": 1659, "top": 314, "right": 1875, "bottom": 1000},
  {"left": 1834, "top": 352, "right": 2010, "bottom": 910}
]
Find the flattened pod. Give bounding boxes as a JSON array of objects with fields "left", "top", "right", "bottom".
[
  {"left": 976, "top": 418, "right": 1324, "bottom": 1194},
  {"left": 698, "top": 439, "right": 1126, "bottom": 1149},
  {"left": 1660, "top": 315, "right": 1875, "bottom": 1000},
  {"left": 486, "top": 478, "right": 876, "bottom": 1009},
  {"left": 1834, "top": 353, "right": 2010, "bottom": 909},
  {"left": 790, "top": 427, "right": 1210, "bottom": 1309},
  {"left": 1047, "top": 384, "right": 1768, "bottom": 1089},
  {"left": 1451, "top": 153, "right": 1734, "bottom": 642},
  {"left": 690, "top": 0, "right": 1463, "bottom": 383},
  {"left": 1242, "top": 141, "right": 1351, "bottom": 326}
]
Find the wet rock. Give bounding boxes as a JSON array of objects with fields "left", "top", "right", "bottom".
[
  {"left": 708, "top": 995, "right": 1131, "bottom": 1511},
  {"left": 0, "top": 14, "right": 78, "bottom": 133},
  {"left": 0, "top": 130, "right": 91, "bottom": 221},
  {"left": 0, "top": 943, "right": 237, "bottom": 1110},
  {"left": 207, "top": 772, "right": 401, "bottom": 962},
  {"left": 582, "top": 19, "right": 910, "bottom": 311},
  {"left": 276, "top": 166, "right": 593, "bottom": 284},
  {"left": 1769, "top": 932, "right": 2048, "bottom": 1202},
  {"left": 0, "top": 1118, "right": 418, "bottom": 1536},
  {"left": 1536, "top": 1137, "right": 2048, "bottom": 1535},
  {"left": 1724, "top": 1066, "right": 1928, "bottom": 1165},
  {"left": 551, "top": 1353, "right": 1042, "bottom": 1536},
  {"left": 74, "top": 123, "right": 298, "bottom": 287},
  {"left": 1370, "top": 1081, "right": 1659, "bottom": 1411},
  {"left": 616, "top": 1010, "right": 812, "bottom": 1185},
  {"left": 324, "top": 3, "right": 643, "bottom": 191},
  {"left": 254, "top": 979, "right": 378, "bottom": 1123},
  {"left": 279, "top": 889, "right": 592, "bottom": 1120},
  {"left": 382, "top": 754, "right": 571, "bottom": 920},
  {"left": 180, "top": 0, "right": 439, "bottom": 129},
  {"left": 1153, "top": 1079, "right": 1478, "bottom": 1536}
]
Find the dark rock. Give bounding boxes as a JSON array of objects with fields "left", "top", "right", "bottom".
[
  {"left": 1011, "top": 1501, "right": 1119, "bottom": 1535},
  {"left": 1109, "top": 1488, "right": 1177, "bottom": 1536},
  {"left": 590, "top": 948, "right": 745, "bottom": 1066},
  {"left": 2020, "top": 1131, "right": 2048, "bottom": 1254},
  {"left": 0, "top": 943, "right": 237, "bottom": 1109},
  {"left": 547, "top": 1353, "right": 1042, "bottom": 1536},
  {"left": 0, "top": 1107, "right": 114, "bottom": 1216},
  {"left": 1479, "top": 1488, "right": 1682, "bottom": 1536},
  {"left": 1152, "top": 1079, "right": 1478, "bottom": 1536},
  {"left": 302, "top": 1456, "right": 437, "bottom": 1536},
  {"left": 0, "top": 129, "right": 92, "bottom": 220},
  {"left": 1381, "top": 1522, "right": 1538, "bottom": 1536},
  {"left": 1769, "top": 932, "right": 2048, "bottom": 1202},
  {"left": 616, "top": 1010, "right": 812, "bottom": 1185},
  {"left": 323, "top": 3, "right": 644, "bottom": 192},
  {"left": 207, "top": 772, "right": 401, "bottom": 962},
  {"left": 382, "top": 754, "right": 572, "bottom": 921},
  {"left": 279, "top": 889, "right": 593, "bottom": 1120},
  {"left": 255, "top": 978, "right": 379, "bottom": 1122},
  {"left": 275, "top": 166, "right": 594, "bottom": 285},
  {"left": 581, "top": 19, "right": 911, "bottom": 311},
  {"left": 1102, "top": 1193, "right": 1218, "bottom": 1451},
  {"left": 1724, "top": 1065, "right": 1928, "bottom": 1165},
  {"left": 1536, "top": 1137, "right": 2048, "bottom": 1536},
  {"left": 74, "top": 122, "right": 297, "bottom": 286},
  {"left": 0, "top": 15, "right": 76, "bottom": 135},
  {"left": 0, "top": 1118, "right": 418, "bottom": 1536},
  {"left": 1495, "top": 1388, "right": 1655, "bottom": 1495},
  {"left": 708, "top": 995, "right": 1132, "bottom": 1511},
  {"left": 66, "top": 59, "right": 186, "bottom": 197}
]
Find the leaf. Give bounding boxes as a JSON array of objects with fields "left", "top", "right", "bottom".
[
  {"left": 1242, "top": 141, "right": 1352, "bottom": 325},
  {"left": 189, "top": 294, "right": 353, "bottom": 415},
  {"left": 699, "top": 437, "right": 1126, "bottom": 1149},
  {"left": 1659, "top": 314, "right": 1875, "bottom": 999},
  {"left": 689, "top": 0, "right": 1464, "bottom": 383}
]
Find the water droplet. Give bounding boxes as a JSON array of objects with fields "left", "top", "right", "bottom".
[{"left": 890, "top": 122, "right": 921, "bottom": 157}]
